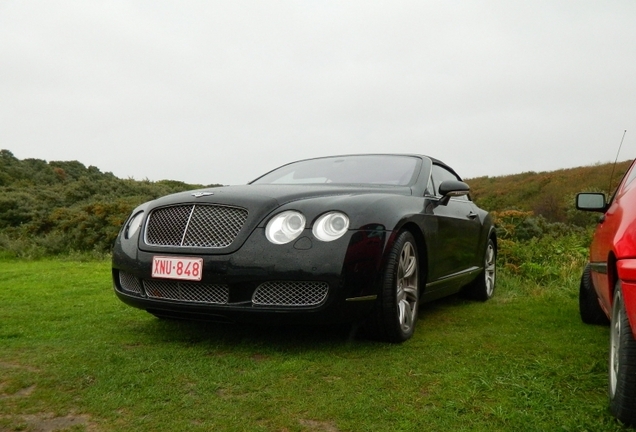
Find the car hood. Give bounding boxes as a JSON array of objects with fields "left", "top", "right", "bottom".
[{"left": 154, "top": 184, "right": 412, "bottom": 207}]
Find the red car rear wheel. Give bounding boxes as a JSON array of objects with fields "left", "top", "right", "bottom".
[{"left": 609, "top": 281, "right": 636, "bottom": 425}]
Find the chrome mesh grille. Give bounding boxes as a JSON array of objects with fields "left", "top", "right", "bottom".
[
  {"left": 252, "top": 281, "right": 329, "bottom": 306},
  {"left": 144, "top": 280, "right": 229, "bottom": 304},
  {"left": 119, "top": 271, "right": 143, "bottom": 295},
  {"left": 145, "top": 204, "right": 248, "bottom": 248},
  {"left": 146, "top": 205, "right": 191, "bottom": 246}
]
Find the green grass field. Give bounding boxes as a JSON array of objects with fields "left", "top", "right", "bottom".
[{"left": 0, "top": 258, "right": 629, "bottom": 431}]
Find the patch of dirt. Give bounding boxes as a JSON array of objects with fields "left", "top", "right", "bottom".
[
  {"left": 0, "top": 362, "right": 40, "bottom": 373},
  {"left": 321, "top": 376, "right": 341, "bottom": 383},
  {"left": 251, "top": 353, "right": 269, "bottom": 362},
  {"left": 298, "top": 419, "right": 341, "bottom": 432},
  {"left": 122, "top": 342, "right": 144, "bottom": 349},
  {"left": 0, "top": 384, "right": 36, "bottom": 399},
  {"left": 20, "top": 413, "right": 92, "bottom": 432}
]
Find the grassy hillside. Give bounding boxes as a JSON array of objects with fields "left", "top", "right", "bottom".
[
  {"left": 0, "top": 148, "right": 632, "bottom": 257},
  {"left": 468, "top": 160, "right": 632, "bottom": 224}
]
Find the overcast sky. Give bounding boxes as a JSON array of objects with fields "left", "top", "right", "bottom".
[{"left": 2, "top": 1, "right": 635, "bottom": 185}]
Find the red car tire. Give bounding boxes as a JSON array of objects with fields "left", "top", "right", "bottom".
[
  {"left": 579, "top": 264, "right": 609, "bottom": 325},
  {"left": 609, "top": 281, "right": 636, "bottom": 425}
]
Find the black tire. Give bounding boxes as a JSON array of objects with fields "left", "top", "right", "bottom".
[
  {"left": 579, "top": 264, "right": 610, "bottom": 325},
  {"left": 465, "top": 238, "right": 496, "bottom": 301},
  {"left": 367, "top": 231, "right": 420, "bottom": 343},
  {"left": 609, "top": 281, "right": 636, "bottom": 425}
]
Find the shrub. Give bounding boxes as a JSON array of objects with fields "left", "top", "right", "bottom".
[{"left": 492, "top": 210, "right": 590, "bottom": 285}]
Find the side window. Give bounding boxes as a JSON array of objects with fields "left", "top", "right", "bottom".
[{"left": 431, "top": 164, "right": 469, "bottom": 201}]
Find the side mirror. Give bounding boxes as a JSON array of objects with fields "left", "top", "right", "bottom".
[
  {"left": 576, "top": 193, "right": 607, "bottom": 212},
  {"left": 438, "top": 180, "right": 470, "bottom": 205}
]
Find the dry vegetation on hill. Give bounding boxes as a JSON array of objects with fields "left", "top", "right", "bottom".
[{"left": 468, "top": 160, "right": 632, "bottom": 224}]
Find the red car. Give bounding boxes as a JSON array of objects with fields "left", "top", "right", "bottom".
[{"left": 577, "top": 158, "right": 636, "bottom": 425}]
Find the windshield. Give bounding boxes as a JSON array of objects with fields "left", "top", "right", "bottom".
[{"left": 251, "top": 155, "right": 421, "bottom": 186}]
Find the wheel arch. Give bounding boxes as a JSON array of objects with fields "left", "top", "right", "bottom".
[{"left": 488, "top": 226, "right": 498, "bottom": 253}]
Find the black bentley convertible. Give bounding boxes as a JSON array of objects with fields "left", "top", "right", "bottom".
[{"left": 112, "top": 154, "right": 496, "bottom": 342}]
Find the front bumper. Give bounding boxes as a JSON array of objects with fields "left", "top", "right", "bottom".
[{"left": 112, "top": 227, "right": 388, "bottom": 324}]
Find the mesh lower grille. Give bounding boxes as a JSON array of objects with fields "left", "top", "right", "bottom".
[
  {"left": 144, "top": 280, "right": 229, "bottom": 304},
  {"left": 252, "top": 281, "right": 329, "bottom": 306},
  {"left": 145, "top": 204, "right": 248, "bottom": 248},
  {"left": 119, "top": 271, "right": 143, "bottom": 295}
]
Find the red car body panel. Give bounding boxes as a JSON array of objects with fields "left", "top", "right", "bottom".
[
  {"left": 618, "top": 261, "right": 636, "bottom": 337},
  {"left": 589, "top": 160, "right": 636, "bottom": 337}
]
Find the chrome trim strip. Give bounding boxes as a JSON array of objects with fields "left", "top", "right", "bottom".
[
  {"left": 590, "top": 262, "right": 608, "bottom": 274},
  {"left": 425, "top": 266, "right": 481, "bottom": 289},
  {"left": 345, "top": 295, "right": 378, "bottom": 302},
  {"left": 180, "top": 206, "right": 196, "bottom": 246}
]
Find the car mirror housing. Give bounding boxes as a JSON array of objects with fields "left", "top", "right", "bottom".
[
  {"left": 437, "top": 180, "right": 470, "bottom": 205},
  {"left": 439, "top": 180, "right": 470, "bottom": 197},
  {"left": 576, "top": 192, "right": 607, "bottom": 212}
]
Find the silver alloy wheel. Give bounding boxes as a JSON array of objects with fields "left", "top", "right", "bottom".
[
  {"left": 396, "top": 241, "right": 418, "bottom": 334},
  {"left": 484, "top": 242, "right": 496, "bottom": 298},
  {"left": 610, "top": 289, "right": 622, "bottom": 397}
]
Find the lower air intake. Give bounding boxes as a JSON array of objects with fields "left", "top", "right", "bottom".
[
  {"left": 119, "top": 271, "right": 143, "bottom": 295},
  {"left": 144, "top": 280, "right": 229, "bottom": 304},
  {"left": 252, "top": 281, "right": 329, "bottom": 306}
]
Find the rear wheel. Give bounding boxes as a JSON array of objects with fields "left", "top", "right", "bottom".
[
  {"left": 465, "top": 238, "right": 496, "bottom": 301},
  {"left": 368, "top": 231, "right": 419, "bottom": 343},
  {"left": 579, "top": 264, "right": 609, "bottom": 325},
  {"left": 609, "top": 281, "right": 636, "bottom": 425}
]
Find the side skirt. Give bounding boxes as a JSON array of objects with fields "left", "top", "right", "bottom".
[{"left": 421, "top": 266, "right": 482, "bottom": 302}]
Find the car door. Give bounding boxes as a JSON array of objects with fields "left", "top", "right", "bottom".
[{"left": 427, "top": 164, "right": 482, "bottom": 282}]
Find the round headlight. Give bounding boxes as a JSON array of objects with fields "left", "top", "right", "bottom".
[
  {"left": 265, "top": 211, "right": 306, "bottom": 244},
  {"left": 125, "top": 211, "right": 144, "bottom": 239},
  {"left": 312, "top": 212, "right": 349, "bottom": 242}
]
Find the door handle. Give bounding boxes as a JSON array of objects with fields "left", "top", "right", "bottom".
[{"left": 467, "top": 211, "right": 478, "bottom": 220}]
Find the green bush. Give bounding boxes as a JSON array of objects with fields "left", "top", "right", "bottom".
[
  {"left": 0, "top": 149, "right": 213, "bottom": 257},
  {"left": 493, "top": 210, "right": 590, "bottom": 285}
]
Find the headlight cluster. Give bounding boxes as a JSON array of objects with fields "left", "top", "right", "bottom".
[
  {"left": 312, "top": 212, "right": 350, "bottom": 242},
  {"left": 124, "top": 211, "right": 144, "bottom": 239},
  {"left": 265, "top": 211, "right": 349, "bottom": 244},
  {"left": 265, "top": 211, "right": 306, "bottom": 244}
]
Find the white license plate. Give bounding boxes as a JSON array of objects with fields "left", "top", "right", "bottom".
[{"left": 152, "top": 256, "right": 203, "bottom": 281}]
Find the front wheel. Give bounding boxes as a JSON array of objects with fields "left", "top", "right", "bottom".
[
  {"left": 609, "top": 281, "right": 636, "bottom": 425},
  {"left": 367, "top": 231, "right": 420, "bottom": 343}
]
